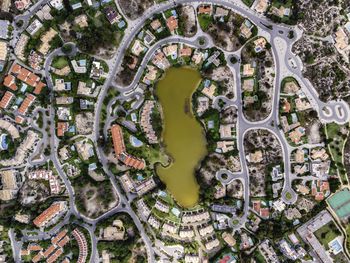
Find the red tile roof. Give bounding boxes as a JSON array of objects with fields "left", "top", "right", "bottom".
[
  {"left": 34, "top": 81, "right": 46, "bottom": 95},
  {"left": 0, "top": 91, "right": 14, "bottom": 109},
  {"left": 198, "top": 5, "right": 212, "bottom": 15},
  {"left": 18, "top": 93, "right": 36, "bottom": 115},
  {"left": 111, "top": 124, "right": 126, "bottom": 155},
  {"left": 166, "top": 16, "right": 178, "bottom": 32},
  {"left": 52, "top": 229, "right": 68, "bottom": 245},
  {"left": 33, "top": 203, "right": 63, "bottom": 228},
  {"left": 15, "top": 115, "right": 25, "bottom": 124},
  {"left": 111, "top": 124, "right": 145, "bottom": 170},
  {"left": 57, "top": 122, "right": 68, "bottom": 137},
  {"left": 3, "top": 75, "right": 17, "bottom": 91}
]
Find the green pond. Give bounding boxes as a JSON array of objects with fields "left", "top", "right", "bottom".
[{"left": 156, "top": 67, "right": 207, "bottom": 208}]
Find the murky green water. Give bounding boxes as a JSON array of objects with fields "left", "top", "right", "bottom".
[{"left": 156, "top": 67, "right": 207, "bottom": 208}]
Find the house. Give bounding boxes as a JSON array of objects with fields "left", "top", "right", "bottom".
[
  {"left": 14, "top": 34, "right": 29, "bottom": 61},
  {"left": 254, "top": 0, "right": 269, "bottom": 13},
  {"left": 0, "top": 170, "right": 19, "bottom": 201},
  {"left": 150, "top": 19, "right": 162, "bottom": 32},
  {"left": 57, "top": 122, "right": 68, "bottom": 137},
  {"left": 90, "top": 61, "right": 105, "bottom": 79},
  {"left": 104, "top": 6, "right": 121, "bottom": 24},
  {"left": 201, "top": 83, "right": 216, "bottom": 99},
  {"left": 3, "top": 75, "right": 17, "bottom": 91},
  {"left": 0, "top": 41, "right": 8, "bottom": 66},
  {"left": 152, "top": 50, "right": 170, "bottom": 70},
  {"left": 15, "top": 0, "right": 31, "bottom": 10},
  {"left": 131, "top": 40, "right": 147, "bottom": 56},
  {"left": 179, "top": 47, "right": 192, "bottom": 57},
  {"left": 49, "top": 0, "right": 63, "bottom": 10},
  {"left": 254, "top": 37, "right": 267, "bottom": 53},
  {"left": 219, "top": 124, "right": 234, "bottom": 139},
  {"left": 242, "top": 78, "right": 254, "bottom": 92},
  {"left": 26, "top": 19, "right": 43, "bottom": 36},
  {"left": 166, "top": 16, "right": 178, "bottom": 32},
  {"left": 196, "top": 96, "right": 209, "bottom": 116},
  {"left": 74, "top": 14, "right": 88, "bottom": 28},
  {"left": 242, "top": 63, "right": 255, "bottom": 77},
  {"left": 288, "top": 127, "right": 305, "bottom": 144},
  {"left": 54, "top": 79, "right": 71, "bottom": 91},
  {"left": 248, "top": 150, "right": 263, "bottom": 163},
  {"left": 28, "top": 50, "right": 44, "bottom": 71},
  {"left": 163, "top": 44, "right": 178, "bottom": 59},
  {"left": 143, "top": 30, "right": 156, "bottom": 46},
  {"left": 198, "top": 5, "right": 212, "bottom": 15},
  {"left": 38, "top": 28, "right": 58, "bottom": 55},
  {"left": 240, "top": 19, "right": 253, "bottom": 39},
  {"left": 71, "top": 59, "right": 87, "bottom": 74},
  {"left": 214, "top": 7, "right": 229, "bottom": 18}
]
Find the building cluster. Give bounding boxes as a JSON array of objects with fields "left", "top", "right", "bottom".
[
  {"left": 297, "top": 210, "right": 338, "bottom": 263},
  {"left": 120, "top": 172, "right": 156, "bottom": 196},
  {"left": 332, "top": 16, "right": 350, "bottom": 62},
  {"left": 72, "top": 228, "right": 88, "bottom": 263},
  {"left": 0, "top": 170, "right": 20, "bottom": 201},
  {"left": 0, "top": 130, "right": 39, "bottom": 167},
  {"left": 292, "top": 147, "right": 331, "bottom": 201},
  {"left": 22, "top": 229, "right": 71, "bottom": 263},
  {"left": 139, "top": 100, "right": 158, "bottom": 144},
  {"left": 111, "top": 124, "right": 145, "bottom": 169},
  {"left": 27, "top": 170, "right": 62, "bottom": 195},
  {"left": 280, "top": 79, "right": 312, "bottom": 145},
  {"left": 1, "top": 63, "right": 46, "bottom": 123}
]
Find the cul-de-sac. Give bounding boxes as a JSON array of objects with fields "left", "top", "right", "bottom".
[{"left": 1, "top": 0, "right": 350, "bottom": 262}]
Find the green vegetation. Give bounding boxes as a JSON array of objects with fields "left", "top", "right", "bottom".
[
  {"left": 314, "top": 222, "right": 341, "bottom": 249},
  {"left": 242, "top": 0, "right": 255, "bottom": 7},
  {"left": 52, "top": 56, "right": 69, "bottom": 69},
  {"left": 285, "top": 191, "right": 292, "bottom": 201},
  {"left": 122, "top": 128, "right": 169, "bottom": 167},
  {"left": 198, "top": 14, "right": 213, "bottom": 31},
  {"left": 325, "top": 123, "right": 349, "bottom": 184},
  {"left": 97, "top": 213, "right": 142, "bottom": 263}
]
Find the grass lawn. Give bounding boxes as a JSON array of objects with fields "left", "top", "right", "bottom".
[
  {"left": 198, "top": 14, "right": 213, "bottom": 31},
  {"left": 123, "top": 129, "right": 169, "bottom": 167},
  {"left": 325, "top": 123, "right": 349, "bottom": 184},
  {"left": 314, "top": 222, "right": 341, "bottom": 249},
  {"left": 52, "top": 56, "right": 69, "bottom": 69},
  {"left": 285, "top": 191, "right": 292, "bottom": 200},
  {"left": 242, "top": 0, "right": 255, "bottom": 7}
]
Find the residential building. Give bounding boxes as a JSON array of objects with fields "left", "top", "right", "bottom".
[
  {"left": 111, "top": 124, "right": 145, "bottom": 169},
  {"left": 33, "top": 201, "right": 66, "bottom": 228}
]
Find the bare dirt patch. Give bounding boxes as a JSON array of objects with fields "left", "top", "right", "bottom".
[{"left": 118, "top": 0, "right": 154, "bottom": 20}]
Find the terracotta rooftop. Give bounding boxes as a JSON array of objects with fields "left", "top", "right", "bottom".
[
  {"left": 52, "top": 229, "right": 68, "bottom": 245},
  {"left": 0, "top": 91, "right": 14, "bottom": 109},
  {"left": 198, "top": 5, "right": 212, "bottom": 15},
  {"left": 166, "top": 16, "right": 178, "bottom": 32},
  {"left": 42, "top": 244, "right": 55, "bottom": 258},
  {"left": 111, "top": 124, "right": 126, "bottom": 155},
  {"left": 111, "top": 124, "right": 145, "bottom": 170},
  {"left": 15, "top": 115, "right": 25, "bottom": 124},
  {"left": 3, "top": 75, "right": 17, "bottom": 91},
  {"left": 57, "top": 122, "right": 68, "bottom": 137},
  {"left": 34, "top": 81, "right": 46, "bottom": 95},
  {"left": 18, "top": 93, "right": 36, "bottom": 115},
  {"left": 33, "top": 203, "right": 63, "bottom": 228}
]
